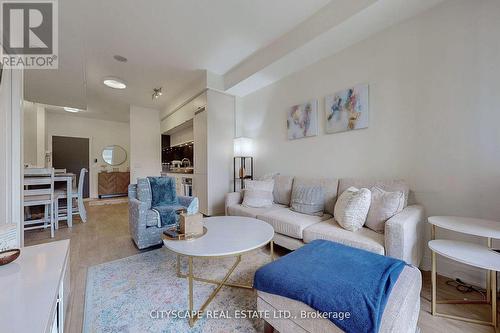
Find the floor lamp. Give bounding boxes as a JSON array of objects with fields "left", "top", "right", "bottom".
[{"left": 233, "top": 137, "right": 254, "bottom": 192}]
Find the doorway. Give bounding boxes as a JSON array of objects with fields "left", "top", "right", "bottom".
[{"left": 52, "top": 135, "right": 90, "bottom": 198}]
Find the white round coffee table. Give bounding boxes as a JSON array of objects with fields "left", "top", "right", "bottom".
[{"left": 162, "top": 216, "right": 275, "bottom": 327}]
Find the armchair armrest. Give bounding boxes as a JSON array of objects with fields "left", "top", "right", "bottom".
[
  {"left": 225, "top": 192, "right": 242, "bottom": 215},
  {"left": 129, "top": 197, "right": 150, "bottom": 236},
  {"left": 178, "top": 196, "right": 199, "bottom": 215},
  {"left": 385, "top": 205, "right": 425, "bottom": 266}
]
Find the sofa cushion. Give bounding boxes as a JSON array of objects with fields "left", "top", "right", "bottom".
[
  {"left": 273, "top": 175, "right": 294, "bottom": 205},
  {"left": 137, "top": 178, "right": 152, "bottom": 208},
  {"left": 339, "top": 178, "right": 410, "bottom": 207},
  {"left": 273, "top": 233, "right": 305, "bottom": 251},
  {"left": 366, "top": 187, "right": 405, "bottom": 233},
  {"left": 227, "top": 203, "right": 287, "bottom": 218},
  {"left": 293, "top": 177, "right": 338, "bottom": 215},
  {"left": 290, "top": 185, "right": 324, "bottom": 216},
  {"left": 303, "top": 219, "right": 385, "bottom": 255},
  {"left": 257, "top": 208, "right": 331, "bottom": 239},
  {"left": 242, "top": 179, "right": 274, "bottom": 208}
]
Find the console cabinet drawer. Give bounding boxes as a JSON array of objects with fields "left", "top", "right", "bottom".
[{"left": 98, "top": 172, "right": 130, "bottom": 198}]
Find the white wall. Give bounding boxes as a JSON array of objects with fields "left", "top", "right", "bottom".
[
  {"left": 239, "top": 0, "right": 500, "bottom": 285},
  {"left": 46, "top": 113, "right": 130, "bottom": 198},
  {"left": 0, "top": 67, "right": 24, "bottom": 247},
  {"left": 36, "top": 105, "right": 46, "bottom": 167},
  {"left": 23, "top": 102, "right": 46, "bottom": 167},
  {"left": 130, "top": 106, "right": 161, "bottom": 183},
  {"left": 23, "top": 102, "right": 37, "bottom": 166}
]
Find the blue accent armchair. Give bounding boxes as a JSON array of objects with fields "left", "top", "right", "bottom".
[{"left": 128, "top": 177, "right": 199, "bottom": 249}]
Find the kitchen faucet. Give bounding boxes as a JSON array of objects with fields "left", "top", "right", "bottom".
[{"left": 181, "top": 158, "right": 191, "bottom": 167}]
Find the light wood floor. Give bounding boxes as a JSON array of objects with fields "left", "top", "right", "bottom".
[{"left": 25, "top": 203, "right": 499, "bottom": 333}]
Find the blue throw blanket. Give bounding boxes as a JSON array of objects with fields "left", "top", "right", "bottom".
[
  {"left": 148, "top": 177, "right": 182, "bottom": 226},
  {"left": 254, "top": 240, "right": 406, "bottom": 333}
]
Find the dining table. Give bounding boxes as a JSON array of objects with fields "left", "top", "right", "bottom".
[{"left": 24, "top": 169, "right": 76, "bottom": 227}]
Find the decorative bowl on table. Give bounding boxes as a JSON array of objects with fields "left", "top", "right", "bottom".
[{"left": 0, "top": 249, "right": 21, "bottom": 265}]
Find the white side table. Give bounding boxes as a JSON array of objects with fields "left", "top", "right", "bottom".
[{"left": 428, "top": 216, "right": 500, "bottom": 331}]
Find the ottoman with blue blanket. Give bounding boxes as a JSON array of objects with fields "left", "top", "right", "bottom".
[{"left": 254, "top": 240, "right": 421, "bottom": 333}]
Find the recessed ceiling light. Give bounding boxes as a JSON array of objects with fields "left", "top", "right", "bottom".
[
  {"left": 64, "top": 107, "right": 80, "bottom": 113},
  {"left": 103, "top": 77, "right": 127, "bottom": 89},
  {"left": 113, "top": 55, "right": 127, "bottom": 62}
]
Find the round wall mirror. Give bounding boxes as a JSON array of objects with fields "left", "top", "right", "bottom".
[{"left": 102, "top": 145, "right": 127, "bottom": 166}]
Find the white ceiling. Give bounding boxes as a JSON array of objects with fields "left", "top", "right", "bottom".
[
  {"left": 24, "top": 0, "right": 330, "bottom": 122},
  {"left": 225, "top": 0, "right": 445, "bottom": 96}
]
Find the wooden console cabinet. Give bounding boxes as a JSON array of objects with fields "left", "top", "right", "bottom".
[{"left": 98, "top": 171, "right": 130, "bottom": 198}]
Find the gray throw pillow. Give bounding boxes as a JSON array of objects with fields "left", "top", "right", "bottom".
[{"left": 290, "top": 185, "right": 324, "bottom": 216}]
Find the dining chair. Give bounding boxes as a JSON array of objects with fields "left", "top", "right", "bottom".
[
  {"left": 55, "top": 168, "right": 88, "bottom": 227},
  {"left": 23, "top": 168, "right": 57, "bottom": 238}
]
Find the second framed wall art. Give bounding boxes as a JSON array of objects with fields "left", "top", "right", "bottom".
[{"left": 325, "top": 83, "right": 369, "bottom": 134}]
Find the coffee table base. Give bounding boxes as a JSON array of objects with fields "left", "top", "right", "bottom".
[{"left": 176, "top": 240, "right": 274, "bottom": 327}]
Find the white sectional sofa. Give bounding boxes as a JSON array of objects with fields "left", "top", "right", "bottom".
[{"left": 225, "top": 176, "right": 424, "bottom": 266}]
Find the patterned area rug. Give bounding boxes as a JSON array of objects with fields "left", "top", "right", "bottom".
[{"left": 84, "top": 247, "right": 271, "bottom": 332}]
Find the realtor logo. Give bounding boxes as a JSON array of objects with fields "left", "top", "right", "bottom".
[{"left": 1, "top": 0, "right": 58, "bottom": 68}]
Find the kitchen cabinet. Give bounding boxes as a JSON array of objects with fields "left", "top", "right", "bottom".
[
  {"left": 161, "top": 92, "right": 207, "bottom": 134},
  {"left": 161, "top": 89, "right": 234, "bottom": 216},
  {"left": 193, "top": 107, "right": 207, "bottom": 175}
]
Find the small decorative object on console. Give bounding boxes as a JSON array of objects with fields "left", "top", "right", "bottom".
[{"left": 0, "top": 249, "right": 20, "bottom": 266}]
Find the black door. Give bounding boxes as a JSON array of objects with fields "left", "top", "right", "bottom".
[{"left": 52, "top": 136, "right": 90, "bottom": 198}]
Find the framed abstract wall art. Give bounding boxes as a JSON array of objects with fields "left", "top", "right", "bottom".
[
  {"left": 287, "top": 99, "right": 318, "bottom": 140},
  {"left": 325, "top": 84, "right": 369, "bottom": 134}
]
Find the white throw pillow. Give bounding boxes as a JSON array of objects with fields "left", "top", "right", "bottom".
[
  {"left": 334, "top": 187, "right": 371, "bottom": 232},
  {"left": 365, "top": 187, "right": 405, "bottom": 233},
  {"left": 242, "top": 180, "right": 274, "bottom": 208}
]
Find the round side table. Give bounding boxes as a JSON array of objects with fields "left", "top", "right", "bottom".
[{"left": 428, "top": 216, "right": 500, "bottom": 331}]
